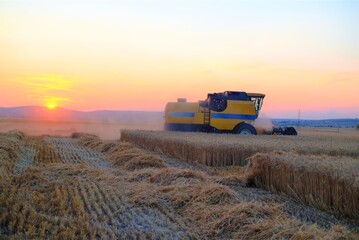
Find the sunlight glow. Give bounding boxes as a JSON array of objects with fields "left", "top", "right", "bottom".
[
  {"left": 47, "top": 103, "right": 57, "bottom": 110},
  {"left": 1, "top": 1, "right": 358, "bottom": 118}
]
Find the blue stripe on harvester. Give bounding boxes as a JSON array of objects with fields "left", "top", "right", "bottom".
[
  {"left": 211, "top": 113, "right": 256, "bottom": 120},
  {"left": 168, "top": 112, "right": 195, "bottom": 118}
]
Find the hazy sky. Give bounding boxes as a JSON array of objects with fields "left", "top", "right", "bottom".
[{"left": 1, "top": 0, "right": 358, "bottom": 119}]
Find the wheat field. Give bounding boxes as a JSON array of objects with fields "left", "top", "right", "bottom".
[
  {"left": 121, "top": 129, "right": 359, "bottom": 166},
  {"left": 1, "top": 131, "right": 358, "bottom": 239}
]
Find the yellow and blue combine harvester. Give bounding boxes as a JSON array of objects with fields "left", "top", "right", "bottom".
[{"left": 164, "top": 91, "right": 297, "bottom": 135}]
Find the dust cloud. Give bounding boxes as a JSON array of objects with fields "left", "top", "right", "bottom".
[
  {"left": 0, "top": 118, "right": 164, "bottom": 140},
  {"left": 253, "top": 114, "right": 273, "bottom": 134},
  {"left": 1, "top": 112, "right": 273, "bottom": 138}
]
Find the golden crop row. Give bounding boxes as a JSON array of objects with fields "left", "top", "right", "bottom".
[{"left": 246, "top": 152, "right": 359, "bottom": 220}]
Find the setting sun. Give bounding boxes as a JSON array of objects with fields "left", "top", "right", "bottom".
[{"left": 47, "top": 103, "right": 57, "bottom": 110}]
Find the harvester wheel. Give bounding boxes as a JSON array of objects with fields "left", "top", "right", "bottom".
[
  {"left": 284, "top": 127, "right": 298, "bottom": 135},
  {"left": 234, "top": 123, "right": 257, "bottom": 135}
]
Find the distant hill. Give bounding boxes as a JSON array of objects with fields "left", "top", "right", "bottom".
[
  {"left": 0, "top": 106, "right": 163, "bottom": 123},
  {"left": 273, "top": 118, "right": 359, "bottom": 128}
]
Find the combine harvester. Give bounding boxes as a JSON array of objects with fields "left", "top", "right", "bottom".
[{"left": 164, "top": 91, "right": 297, "bottom": 135}]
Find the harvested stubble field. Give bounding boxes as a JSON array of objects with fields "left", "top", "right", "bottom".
[
  {"left": 120, "top": 130, "right": 359, "bottom": 227},
  {"left": 121, "top": 130, "right": 359, "bottom": 166},
  {"left": 1, "top": 131, "right": 359, "bottom": 239}
]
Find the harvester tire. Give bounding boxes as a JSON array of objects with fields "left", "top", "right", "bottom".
[
  {"left": 284, "top": 127, "right": 297, "bottom": 135},
  {"left": 234, "top": 123, "right": 257, "bottom": 135}
]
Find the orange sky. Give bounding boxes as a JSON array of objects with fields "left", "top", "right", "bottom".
[{"left": 1, "top": 1, "right": 358, "bottom": 119}]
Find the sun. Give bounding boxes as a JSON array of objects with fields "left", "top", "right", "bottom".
[{"left": 47, "top": 103, "right": 57, "bottom": 110}]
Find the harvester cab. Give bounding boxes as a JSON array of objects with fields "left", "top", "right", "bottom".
[
  {"left": 164, "top": 91, "right": 266, "bottom": 135},
  {"left": 202, "top": 91, "right": 265, "bottom": 116}
]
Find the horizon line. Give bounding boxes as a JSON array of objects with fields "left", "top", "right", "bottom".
[{"left": 0, "top": 105, "right": 358, "bottom": 121}]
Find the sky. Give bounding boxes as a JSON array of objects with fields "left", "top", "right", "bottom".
[{"left": 0, "top": 0, "right": 358, "bottom": 119}]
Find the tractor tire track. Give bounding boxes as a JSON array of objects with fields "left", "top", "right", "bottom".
[
  {"left": 13, "top": 147, "right": 35, "bottom": 175},
  {"left": 45, "top": 137, "right": 110, "bottom": 168},
  {"left": 43, "top": 137, "right": 188, "bottom": 238}
]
